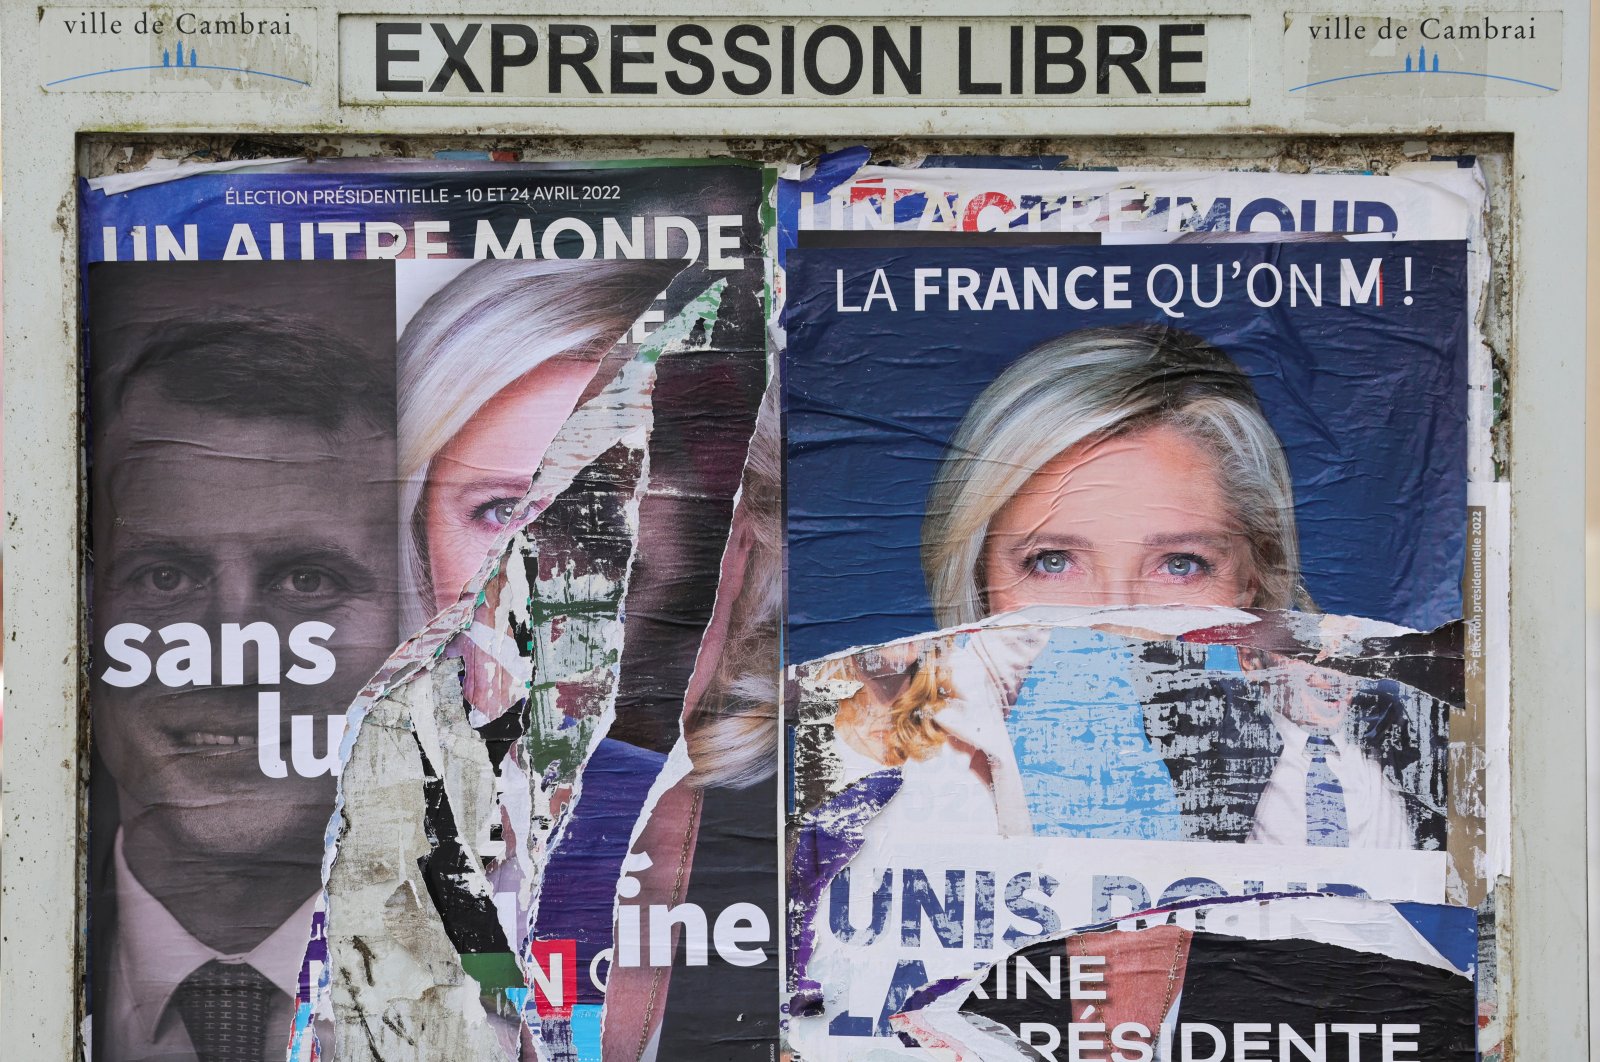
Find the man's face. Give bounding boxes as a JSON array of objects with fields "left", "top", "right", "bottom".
[
  {"left": 1240, "top": 649, "right": 1364, "bottom": 730},
  {"left": 92, "top": 384, "right": 400, "bottom": 862}
]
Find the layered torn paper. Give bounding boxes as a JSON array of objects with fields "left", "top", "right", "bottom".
[
  {"left": 293, "top": 274, "right": 720, "bottom": 1060},
  {"left": 78, "top": 149, "right": 1509, "bottom": 1062},
  {"left": 775, "top": 153, "right": 1508, "bottom": 885},
  {"left": 784, "top": 609, "right": 1473, "bottom": 1057},
  {"left": 777, "top": 186, "right": 1485, "bottom": 1059},
  {"left": 82, "top": 158, "right": 778, "bottom": 1062}
]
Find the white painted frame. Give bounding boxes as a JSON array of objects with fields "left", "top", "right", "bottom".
[{"left": 0, "top": 2, "right": 1586, "bottom": 1057}]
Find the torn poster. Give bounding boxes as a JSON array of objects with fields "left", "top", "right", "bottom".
[
  {"left": 786, "top": 239, "right": 1471, "bottom": 651},
  {"left": 776, "top": 151, "right": 1487, "bottom": 250},
  {"left": 299, "top": 300, "right": 718, "bottom": 1059},
  {"left": 80, "top": 158, "right": 776, "bottom": 1062},
  {"left": 891, "top": 893, "right": 1477, "bottom": 1061},
  {"left": 785, "top": 609, "right": 1470, "bottom": 1056},
  {"left": 782, "top": 235, "right": 1479, "bottom": 1057},
  {"left": 775, "top": 153, "right": 1509, "bottom": 893}
]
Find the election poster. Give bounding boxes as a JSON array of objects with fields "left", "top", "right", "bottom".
[
  {"left": 774, "top": 152, "right": 1496, "bottom": 481},
  {"left": 77, "top": 147, "right": 1504, "bottom": 1062},
  {"left": 81, "top": 159, "right": 777, "bottom": 1061},
  {"left": 781, "top": 234, "right": 1481, "bottom": 1058}
]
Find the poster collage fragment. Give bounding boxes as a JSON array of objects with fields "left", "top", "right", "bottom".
[{"left": 79, "top": 148, "right": 1503, "bottom": 1061}]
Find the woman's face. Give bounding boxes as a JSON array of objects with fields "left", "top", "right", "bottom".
[
  {"left": 980, "top": 423, "right": 1260, "bottom": 613},
  {"left": 423, "top": 357, "right": 596, "bottom": 610}
]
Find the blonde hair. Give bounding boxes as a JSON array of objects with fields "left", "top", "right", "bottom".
[
  {"left": 396, "top": 258, "right": 678, "bottom": 632},
  {"left": 683, "top": 384, "right": 782, "bottom": 789},
  {"left": 880, "top": 652, "right": 951, "bottom": 766},
  {"left": 832, "top": 639, "right": 956, "bottom": 767},
  {"left": 923, "top": 324, "right": 1311, "bottom": 628}
]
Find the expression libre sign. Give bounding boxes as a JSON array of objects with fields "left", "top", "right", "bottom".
[{"left": 340, "top": 15, "right": 1252, "bottom": 105}]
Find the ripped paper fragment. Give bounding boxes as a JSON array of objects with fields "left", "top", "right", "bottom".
[{"left": 786, "top": 607, "right": 1471, "bottom": 1059}]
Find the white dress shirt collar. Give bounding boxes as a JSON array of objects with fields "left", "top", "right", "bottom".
[{"left": 109, "top": 828, "right": 315, "bottom": 1051}]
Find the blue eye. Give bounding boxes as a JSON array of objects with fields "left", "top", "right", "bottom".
[
  {"left": 1162, "top": 555, "right": 1211, "bottom": 578},
  {"left": 1029, "top": 551, "right": 1071, "bottom": 575}
]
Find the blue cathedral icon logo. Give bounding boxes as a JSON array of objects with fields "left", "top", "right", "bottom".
[
  {"left": 1403, "top": 45, "right": 1442, "bottom": 72},
  {"left": 160, "top": 41, "right": 203, "bottom": 68}
]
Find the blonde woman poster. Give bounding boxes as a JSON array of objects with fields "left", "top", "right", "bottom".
[{"left": 782, "top": 238, "right": 1474, "bottom": 1058}]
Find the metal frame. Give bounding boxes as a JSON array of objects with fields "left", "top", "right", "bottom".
[{"left": 0, "top": 1, "right": 1587, "bottom": 1056}]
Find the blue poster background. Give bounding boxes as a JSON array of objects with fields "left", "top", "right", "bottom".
[{"left": 785, "top": 240, "right": 1469, "bottom": 662}]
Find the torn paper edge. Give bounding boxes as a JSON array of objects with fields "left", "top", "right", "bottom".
[
  {"left": 287, "top": 276, "right": 726, "bottom": 1062},
  {"left": 792, "top": 604, "right": 1424, "bottom": 675},
  {"left": 597, "top": 374, "right": 783, "bottom": 1053}
]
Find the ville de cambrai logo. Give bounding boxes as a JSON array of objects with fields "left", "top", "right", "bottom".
[
  {"left": 1290, "top": 14, "right": 1555, "bottom": 93},
  {"left": 48, "top": 10, "right": 307, "bottom": 88}
]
